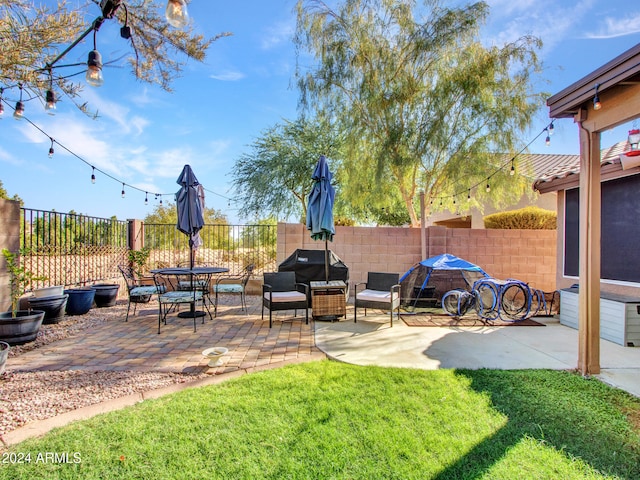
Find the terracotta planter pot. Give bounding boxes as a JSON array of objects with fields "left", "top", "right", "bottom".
[
  {"left": 0, "top": 310, "right": 45, "bottom": 345},
  {"left": 64, "top": 288, "right": 96, "bottom": 316},
  {"left": 27, "top": 294, "right": 69, "bottom": 324},
  {"left": 0, "top": 341, "right": 9, "bottom": 374},
  {"left": 92, "top": 284, "right": 120, "bottom": 308}
]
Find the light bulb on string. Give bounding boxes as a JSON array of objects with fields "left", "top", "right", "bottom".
[
  {"left": 86, "top": 50, "right": 104, "bottom": 87},
  {"left": 48, "top": 138, "right": 54, "bottom": 158},
  {"left": 593, "top": 83, "right": 601, "bottom": 110},
  {"left": 545, "top": 130, "right": 551, "bottom": 146},
  {"left": 467, "top": 189, "right": 471, "bottom": 200},
  {"left": 0, "top": 87, "right": 4, "bottom": 117},
  {"left": 45, "top": 89, "right": 56, "bottom": 115},
  {"left": 486, "top": 182, "right": 491, "bottom": 193},
  {"left": 144, "top": 192, "right": 148, "bottom": 205},
  {"left": 121, "top": 183, "right": 125, "bottom": 198},
  {"left": 14, "top": 85, "right": 24, "bottom": 120},
  {"left": 91, "top": 167, "right": 96, "bottom": 184},
  {"left": 86, "top": 28, "right": 104, "bottom": 87},
  {"left": 45, "top": 71, "right": 56, "bottom": 115},
  {"left": 165, "top": 0, "right": 189, "bottom": 28},
  {"left": 548, "top": 122, "right": 554, "bottom": 136},
  {"left": 510, "top": 159, "right": 515, "bottom": 175}
]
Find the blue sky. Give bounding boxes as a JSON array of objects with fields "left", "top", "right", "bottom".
[{"left": 1, "top": 0, "right": 639, "bottom": 224}]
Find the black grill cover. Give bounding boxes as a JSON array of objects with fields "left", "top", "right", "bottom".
[{"left": 278, "top": 249, "right": 349, "bottom": 289}]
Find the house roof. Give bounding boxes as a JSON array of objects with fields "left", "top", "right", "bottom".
[{"left": 532, "top": 140, "right": 640, "bottom": 193}]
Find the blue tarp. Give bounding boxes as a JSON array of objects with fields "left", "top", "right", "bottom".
[
  {"left": 406, "top": 253, "right": 486, "bottom": 276},
  {"left": 400, "top": 254, "right": 489, "bottom": 307}
]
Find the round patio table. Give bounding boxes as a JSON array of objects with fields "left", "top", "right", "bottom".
[{"left": 150, "top": 267, "right": 229, "bottom": 318}]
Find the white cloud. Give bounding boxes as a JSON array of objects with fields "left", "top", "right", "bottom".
[
  {"left": 261, "top": 20, "right": 295, "bottom": 50},
  {"left": 81, "top": 88, "right": 148, "bottom": 136},
  {"left": 584, "top": 13, "right": 640, "bottom": 39},
  {"left": 210, "top": 70, "right": 245, "bottom": 81},
  {"left": 483, "top": 0, "right": 596, "bottom": 51},
  {"left": 0, "top": 146, "right": 19, "bottom": 165}
]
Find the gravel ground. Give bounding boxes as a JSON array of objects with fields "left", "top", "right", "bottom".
[{"left": 0, "top": 303, "right": 209, "bottom": 440}]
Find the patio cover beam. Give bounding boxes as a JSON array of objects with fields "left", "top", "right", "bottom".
[{"left": 548, "top": 45, "right": 640, "bottom": 376}]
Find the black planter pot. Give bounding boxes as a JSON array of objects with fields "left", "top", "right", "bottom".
[
  {"left": 92, "top": 284, "right": 120, "bottom": 308},
  {"left": 0, "top": 310, "right": 45, "bottom": 345},
  {"left": 27, "top": 294, "right": 69, "bottom": 324},
  {"left": 64, "top": 288, "right": 96, "bottom": 316}
]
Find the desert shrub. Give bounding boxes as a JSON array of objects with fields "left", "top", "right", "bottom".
[{"left": 484, "top": 206, "right": 556, "bottom": 229}]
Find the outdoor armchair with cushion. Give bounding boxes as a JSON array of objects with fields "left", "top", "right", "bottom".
[
  {"left": 262, "top": 271, "right": 309, "bottom": 328},
  {"left": 153, "top": 272, "right": 212, "bottom": 334},
  {"left": 118, "top": 264, "right": 166, "bottom": 322},
  {"left": 214, "top": 264, "right": 255, "bottom": 316},
  {"left": 354, "top": 272, "right": 401, "bottom": 326}
]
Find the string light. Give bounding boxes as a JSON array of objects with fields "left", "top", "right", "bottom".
[
  {"left": 593, "top": 83, "right": 602, "bottom": 110},
  {"left": 548, "top": 121, "right": 554, "bottom": 136},
  {"left": 45, "top": 70, "right": 56, "bottom": 115},
  {"left": 429, "top": 121, "right": 556, "bottom": 206},
  {"left": 0, "top": 86, "right": 231, "bottom": 205},
  {"left": 165, "top": 0, "right": 189, "bottom": 28},
  {"left": 86, "top": 25, "right": 104, "bottom": 87},
  {"left": 545, "top": 129, "right": 551, "bottom": 146},
  {"left": 144, "top": 192, "right": 148, "bottom": 205},
  {"left": 14, "top": 84, "right": 24, "bottom": 120}
]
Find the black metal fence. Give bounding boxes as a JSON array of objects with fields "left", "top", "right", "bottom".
[
  {"left": 144, "top": 223, "right": 277, "bottom": 275},
  {"left": 16, "top": 210, "right": 277, "bottom": 289},
  {"left": 20, "top": 208, "right": 129, "bottom": 289}
]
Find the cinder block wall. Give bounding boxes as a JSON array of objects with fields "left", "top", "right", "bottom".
[
  {"left": 278, "top": 223, "right": 557, "bottom": 295},
  {"left": 0, "top": 198, "right": 21, "bottom": 311}
]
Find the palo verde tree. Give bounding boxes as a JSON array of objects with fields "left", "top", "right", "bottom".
[
  {"left": 231, "top": 115, "right": 344, "bottom": 222},
  {"left": 0, "top": 0, "right": 230, "bottom": 115},
  {"left": 295, "top": 0, "right": 545, "bottom": 226}
]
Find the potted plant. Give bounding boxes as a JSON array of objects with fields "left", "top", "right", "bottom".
[
  {"left": 128, "top": 247, "right": 151, "bottom": 278},
  {"left": 1, "top": 248, "right": 46, "bottom": 345}
]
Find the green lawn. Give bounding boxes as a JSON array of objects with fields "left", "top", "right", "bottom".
[{"left": 1, "top": 361, "right": 639, "bottom": 479}]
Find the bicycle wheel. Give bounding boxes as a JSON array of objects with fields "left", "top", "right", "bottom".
[
  {"left": 500, "top": 281, "right": 530, "bottom": 321},
  {"left": 473, "top": 279, "right": 499, "bottom": 321},
  {"left": 442, "top": 289, "right": 464, "bottom": 316}
]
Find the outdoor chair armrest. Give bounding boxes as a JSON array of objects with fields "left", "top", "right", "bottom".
[
  {"left": 354, "top": 282, "right": 367, "bottom": 294},
  {"left": 295, "top": 282, "right": 309, "bottom": 296}
]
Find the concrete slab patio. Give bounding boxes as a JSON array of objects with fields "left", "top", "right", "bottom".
[{"left": 314, "top": 312, "right": 640, "bottom": 398}]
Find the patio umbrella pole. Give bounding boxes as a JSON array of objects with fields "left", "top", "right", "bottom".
[{"left": 325, "top": 238, "right": 329, "bottom": 284}]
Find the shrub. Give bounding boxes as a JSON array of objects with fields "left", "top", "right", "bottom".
[{"left": 484, "top": 206, "right": 557, "bottom": 229}]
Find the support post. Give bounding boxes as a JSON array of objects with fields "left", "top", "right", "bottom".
[{"left": 576, "top": 110, "right": 601, "bottom": 375}]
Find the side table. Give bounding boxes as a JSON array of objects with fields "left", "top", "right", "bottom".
[{"left": 310, "top": 281, "right": 347, "bottom": 321}]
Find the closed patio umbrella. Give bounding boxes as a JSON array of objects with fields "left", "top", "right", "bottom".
[
  {"left": 306, "top": 155, "right": 336, "bottom": 283},
  {"left": 176, "top": 164, "right": 204, "bottom": 269}
]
